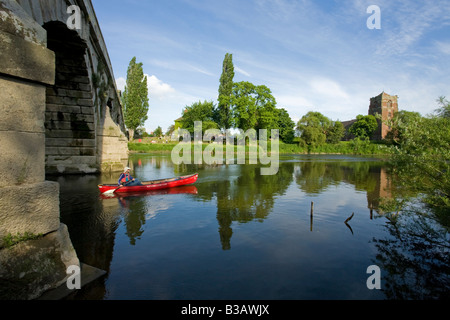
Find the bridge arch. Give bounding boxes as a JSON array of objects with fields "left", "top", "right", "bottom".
[{"left": 17, "top": 0, "right": 129, "bottom": 174}]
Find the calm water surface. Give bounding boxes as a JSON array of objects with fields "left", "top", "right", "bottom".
[{"left": 48, "top": 154, "right": 449, "bottom": 300}]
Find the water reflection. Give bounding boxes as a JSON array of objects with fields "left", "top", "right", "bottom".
[
  {"left": 193, "top": 164, "right": 294, "bottom": 250},
  {"left": 107, "top": 187, "right": 198, "bottom": 245},
  {"left": 373, "top": 210, "right": 450, "bottom": 299},
  {"left": 47, "top": 154, "right": 449, "bottom": 299},
  {"left": 294, "top": 159, "right": 392, "bottom": 214}
]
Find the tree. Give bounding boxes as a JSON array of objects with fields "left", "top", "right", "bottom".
[
  {"left": 385, "top": 110, "right": 422, "bottom": 146},
  {"left": 349, "top": 114, "right": 378, "bottom": 139},
  {"left": 435, "top": 96, "right": 450, "bottom": 118},
  {"left": 230, "top": 81, "right": 278, "bottom": 132},
  {"left": 327, "top": 121, "right": 345, "bottom": 144},
  {"left": 387, "top": 112, "right": 450, "bottom": 208},
  {"left": 166, "top": 124, "right": 175, "bottom": 137},
  {"left": 180, "top": 100, "right": 219, "bottom": 136},
  {"left": 122, "top": 57, "right": 149, "bottom": 139},
  {"left": 276, "top": 108, "right": 295, "bottom": 144},
  {"left": 217, "top": 53, "right": 235, "bottom": 130},
  {"left": 153, "top": 126, "right": 163, "bottom": 138},
  {"left": 296, "top": 111, "right": 331, "bottom": 147}
]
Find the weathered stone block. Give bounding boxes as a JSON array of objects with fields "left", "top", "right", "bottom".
[
  {"left": 78, "top": 83, "right": 92, "bottom": 92},
  {"left": 46, "top": 138, "right": 96, "bottom": 148},
  {"left": 0, "top": 181, "right": 60, "bottom": 247},
  {"left": 0, "top": 224, "right": 79, "bottom": 300},
  {"left": 0, "top": 76, "right": 46, "bottom": 133},
  {"left": 81, "top": 106, "right": 94, "bottom": 114},
  {"left": 0, "top": 131, "right": 45, "bottom": 186},
  {"left": 45, "top": 120, "right": 95, "bottom": 131},
  {"left": 46, "top": 104, "right": 81, "bottom": 114},
  {"left": 0, "top": 0, "right": 47, "bottom": 46},
  {"left": 77, "top": 98, "right": 94, "bottom": 106},
  {"left": 0, "top": 30, "right": 54, "bottom": 85},
  {"left": 45, "top": 112, "right": 94, "bottom": 124},
  {"left": 65, "top": 89, "right": 92, "bottom": 99},
  {"left": 45, "top": 128, "right": 96, "bottom": 139}
]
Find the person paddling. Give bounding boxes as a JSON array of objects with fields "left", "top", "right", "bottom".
[{"left": 118, "top": 167, "right": 142, "bottom": 186}]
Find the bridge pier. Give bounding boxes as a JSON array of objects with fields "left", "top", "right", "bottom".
[
  {"left": 0, "top": 0, "right": 80, "bottom": 299},
  {"left": 1, "top": 0, "right": 124, "bottom": 299}
]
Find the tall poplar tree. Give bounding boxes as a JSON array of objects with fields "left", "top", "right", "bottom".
[
  {"left": 217, "top": 53, "right": 235, "bottom": 130},
  {"left": 122, "top": 57, "right": 149, "bottom": 139}
]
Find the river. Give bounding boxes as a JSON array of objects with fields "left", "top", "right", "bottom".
[{"left": 47, "top": 154, "right": 449, "bottom": 300}]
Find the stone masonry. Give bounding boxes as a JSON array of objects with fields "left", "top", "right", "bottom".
[
  {"left": 0, "top": 0, "right": 129, "bottom": 299},
  {"left": 369, "top": 92, "right": 398, "bottom": 140},
  {"left": 17, "top": 0, "right": 129, "bottom": 174},
  {"left": 0, "top": 0, "right": 79, "bottom": 300}
]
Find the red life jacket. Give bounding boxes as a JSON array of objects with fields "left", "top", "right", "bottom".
[{"left": 121, "top": 173, "right": 131, "bottom": 183}]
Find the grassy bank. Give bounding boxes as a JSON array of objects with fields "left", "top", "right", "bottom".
[{"left": 129, "top": 140, "right": 393, "bottom": 156}]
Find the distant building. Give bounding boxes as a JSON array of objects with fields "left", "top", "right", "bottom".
[
  {"left": 368, "top": 92, "right": 398, "bottom": 140},
  {"left": 341, "top": 92, "right": 398, "bottom": 141},
  {"left": 341, "top": 119, "right": 357, "bottom": 141}
]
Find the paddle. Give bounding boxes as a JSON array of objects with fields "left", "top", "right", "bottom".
[{"left": 103, "top": 184, "right": 125, "bottom": 195}]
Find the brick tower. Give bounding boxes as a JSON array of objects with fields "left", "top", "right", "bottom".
[{"left": 368, "top": 92, "right": 398, "bottom": 140}]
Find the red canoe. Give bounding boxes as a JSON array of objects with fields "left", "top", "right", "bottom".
[
  {"left": 99, "top": 185, "right": 198, "bottom": 199},
  {"left": 98, "top": 173, "right": 198, "bottom": 194}
]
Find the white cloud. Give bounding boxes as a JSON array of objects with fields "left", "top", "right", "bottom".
[
  {"left": 374, "top": 1, "right": 450, "bottom": 56},
  {"left": 235, "top": 66, "right": 250, "bottom": 77},
  {"left": 150, "top": 59, "right": 215, "bottom": 77},
  {"left": 277, "top": 94, "right": 314, "bottom": 110},
  {"left": 146, "top": 75, "right": 176, "bottom": 100},
  {"left": 435, "top": 41, "right": 450, "bottom": 55},
  {"left": 310, "top": 78, "right": 349, "bottom": 100},
  {"left": 115, "top": 77, "right": 126, "bottom": 92},
  {"left": 116, "top": 75, "right": 176, "bottom": 100}
]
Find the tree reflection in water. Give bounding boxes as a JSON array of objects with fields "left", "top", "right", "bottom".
[
  {"left": 373, "top": 208, "right": 450, "bottom": 299},
  {"left": 54, "top": 155, "right": 449, "bottom": 299}
]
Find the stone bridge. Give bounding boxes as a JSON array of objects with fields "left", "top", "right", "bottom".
[
  {"left": 0, "top": 0, "right": 128, "bottom": 299},
  {"left": 2, "top": 0, "right": 128, "bottom": 175}
]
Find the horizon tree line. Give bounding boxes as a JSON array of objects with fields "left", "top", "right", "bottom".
[{"left": 120, "top": 55, "right": 447, "bottom": 150}]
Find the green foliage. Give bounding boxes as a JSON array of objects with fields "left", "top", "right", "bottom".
[
  {"left": 166, "top": 124, "right": 175, "bottom": 136},
  {"left": 230, "top": 81, "right": 278, "bottom": 132},
  {"left": 435, "top": 96, "right": 450, "bottom": 119},
  {"left": 217, "top": 53, "right": 235, "bottom": 129},
  {"left": 275, "top": 108, "right": 295, "bottom": 144},
  {"left": 386, "top": 105, "right": 450, "bottom": 209},
  {"left": 296, "top": 111, "right": 344, "bottom": 147},
  {"left": 2, "top": 232, "right": 43, "bottom": 248},
  {"left": 384, "top": 110, "right": 422, "bottom": 146},
  {"left": 349, "top": 114, "right": 378, "bottom": 139},
  {"left": 122, "top": 57, "right": 149, "bottom": 138},
  {"left": 327, "top": 121, "right": 345, "bottom": 144},
  {"left": 153, "top": 126, "right": 163, "bottom": 138},
  {"left": 128, "top": 142, "right": 177, "bottom": 153},
  {"left": 179, "top": 100, "right": 219, "bottom": 136},
  {"left": 129, "top": 140, "right": 392, "bottom": 156}
]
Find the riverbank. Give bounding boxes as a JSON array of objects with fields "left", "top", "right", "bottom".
[{"left": 128, "top": 140, "right": 393, "bottom": 156}]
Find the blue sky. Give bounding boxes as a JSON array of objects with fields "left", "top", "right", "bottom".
[{"left": 92, "top": 0, "right": 450, "bottom": 133}]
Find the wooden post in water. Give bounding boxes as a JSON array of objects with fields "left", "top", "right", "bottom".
[{"left": 310, "top": 201, "right": 314, "bottom": 231}]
